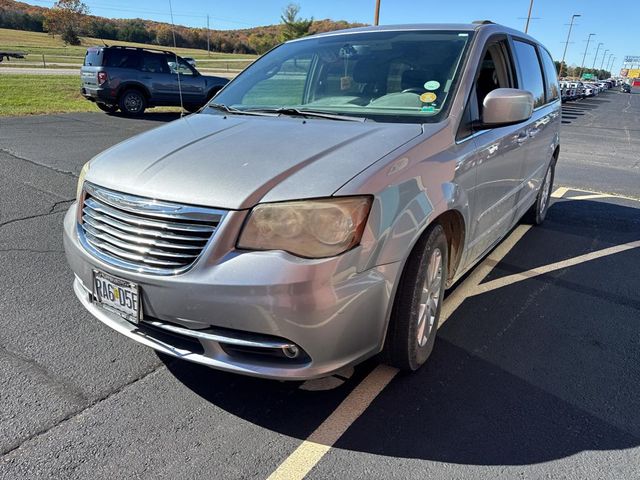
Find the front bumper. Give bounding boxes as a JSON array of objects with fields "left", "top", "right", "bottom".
[{"left": 63, "top": 204, "right": 401, "bottom": 380}]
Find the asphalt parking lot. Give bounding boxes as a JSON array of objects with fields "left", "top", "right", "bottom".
[{"left": 1, "top": 90, "right": 639, "bottom": 479}]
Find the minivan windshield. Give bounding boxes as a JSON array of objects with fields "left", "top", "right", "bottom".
[{"left": 211, "top": 30, "right": 473, "bottom": 123}]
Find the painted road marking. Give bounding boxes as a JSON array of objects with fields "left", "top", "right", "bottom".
[
  {"left": 551, "top": 186, "right": 569, "bottom": 198},
  {"left": 440, "top": 224, "right": 532, "bottom": 325},
  {"left": 472, "top": 240, "right": 640, "bottom": 296},
  {"left": 267, "top": 365, "right": 398, "bottom": 480}
]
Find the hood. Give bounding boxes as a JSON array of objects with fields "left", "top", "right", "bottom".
[{"left": 86, "top": 113, "right": 424, "bottom": 210}]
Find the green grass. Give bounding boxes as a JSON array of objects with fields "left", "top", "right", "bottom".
[
  {"left": 0, "top": 74, "right": 184, "bottom": 116},
  {"left": 0, "top": 28, "right": 257, "bottom": 62},
  {"left": 0, "top": 74, "right": 93, "bottom": 115}
]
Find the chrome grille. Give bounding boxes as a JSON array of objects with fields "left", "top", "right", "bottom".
[{"left": 78, "top": 183, "right": 226, "bottom": 275}]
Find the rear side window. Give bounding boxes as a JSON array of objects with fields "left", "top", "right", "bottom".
[
  {"left": 84, "top": 48, "right": 103, "bottom": 66},
  {"left": 104, "top": 50, "right": 141, "bottom": 69},
  {"left": 539, "top": 48, "right": 560, "bottom": 102},
  {"left": 141, "top": 52, "right": 170, "bottom": 74},
  {"left": 512, "top": 40, "right": 545, "bottom": 108}
]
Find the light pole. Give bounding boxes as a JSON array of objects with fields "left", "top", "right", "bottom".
[
  {"left": 524, "top": 0, "right": 535, "bottom": 33},
  {"left": 560, "top": 14, "right": 580, "bottom": 77},
  {"left": 607, "top": 56, "right": 615, "bottom": 73},
  {"left": 605, "top": 53, "right": 613, "bottom": 72},
  {"left": 374, "top": 0, "right": 381, "bottom": 25},
  {"left": 591, "top": 42, "right": 603, "bottom": 70},
  {"left": 600, "top": 49, "right": 609, "bottom": 69},
  {"left": 580, "top": 33, "right": 596, "bottom": 77}
]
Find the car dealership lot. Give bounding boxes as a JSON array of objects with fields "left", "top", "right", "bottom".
[{"left": 1, "top": 91, "right": 639, "bottom": 479}]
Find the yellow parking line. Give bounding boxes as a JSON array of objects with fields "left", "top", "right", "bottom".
[
  {"left": 472, "top": 240, "right": 640, "bottom": 296},
  {"left": 566, "top": 193, "right": 612, "bottom": 200},
  {"left": 440, "top": 224, "right": 531, "bottom": 325},
  {"left": 551, "top": 186, "right": 569, "bottom": 198},
  {"left": 267, "top": 365, "right": 398, "bottom": 480}
]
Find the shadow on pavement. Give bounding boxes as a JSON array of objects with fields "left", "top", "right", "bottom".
[
  {"left": 163, "top": 197, "right": 640, "bottom": 465},
  {"left": 108, "top": 111, "right": 182, "bottom": 122}
]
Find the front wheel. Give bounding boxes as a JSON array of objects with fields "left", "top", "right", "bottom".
[
  {"left": 383, "top": 224, "right": 448, "bottom": 371},
  {"left": 523, "top": 160, "right": 555, "bottom": 225}
]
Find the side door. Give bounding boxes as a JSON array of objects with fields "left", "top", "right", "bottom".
[
  {"left": 463, "top": 36, "right": 530, "bottom": 262},
  {"left": 510, "top": 39, "right": 561, "bottom": 215},
  {"left": 169, "top": 56, "right": 207, "bottom": 105},
  {"left": 139, "top": 51, "right": 176, "bottom": 102}
]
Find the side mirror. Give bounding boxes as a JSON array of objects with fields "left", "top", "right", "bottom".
[{"left": 480, "top": 88, "right": 534, "bottom": 128}]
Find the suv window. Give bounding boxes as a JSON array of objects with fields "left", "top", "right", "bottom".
[
  {"left": 141, "top": 52, "right": 170, "bottom": 74},
  {"left": 84, "top": 48, "right": 103, "bottom": 66},
  {"left": 539, "top": 48, "right": 560, "bottom": 102},
  {"left": 104, "top": 49, "right": 141, "bottom": 69},
  {"left": 512, "top": 40, "right": 545, "bottom": 108},
  {"left": 167, "top": 57, "right": 196, "bottom": 76}
]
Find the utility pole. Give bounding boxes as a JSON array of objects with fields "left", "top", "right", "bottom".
[
  {"left": 560, "top": 14, "right": 580, "bottom": 77},
  {"left": 600, "top": 49, "right": 609, "bottom": 69},
  {"left": 591, "top": 42, "right": 603, "bottom": 70},
  {"left": 207, "top": 15, "right": 210, "bottom": 57},
  {"left": 374, "top": 0, "right": 381, "bottom": 26},
  {"left": 524, "top": 0, "right": 534, "bottom": 33},
  {"left": 607, "top": 55, "right": 615, "bottom": 73},
  {"left": 580, "top": 33, "right": 595, "bottom": 77}
]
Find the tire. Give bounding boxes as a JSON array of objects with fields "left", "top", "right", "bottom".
[
  {"left": 118, "top": 89, "right": 147, "bottom": 116},
  {"left": 96, "top": 103, "right": 118, "bottom": 114},
  {"left": 383, "top": 224, "right": 448, "bottom": 371},
  {"left": 523, "top": 159, "right": 555, "bottom": 225}
]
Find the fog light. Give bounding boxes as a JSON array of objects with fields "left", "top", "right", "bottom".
[{"left": 282, "top": 345, "right": 299, "bottom": 358}]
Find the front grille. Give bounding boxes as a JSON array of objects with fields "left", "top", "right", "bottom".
[{"left": 79, "top": 182, "right": 226, "bottom": 275}]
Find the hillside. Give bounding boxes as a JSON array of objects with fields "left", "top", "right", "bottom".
[{"left": 0, "top": 0, "right": 365, "bottom": 54}]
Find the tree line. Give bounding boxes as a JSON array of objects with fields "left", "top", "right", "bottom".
[
  {"left": 554, "top": 60, "right": 612, "bottom": 80},
  {"left": 0, "top": 0, "right": 361, "bottom": 54}
]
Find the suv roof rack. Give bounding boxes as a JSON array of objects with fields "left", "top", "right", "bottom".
[
  {"left": 97, "top": 45, "right": 177, "bottom": 56},
  {"left": 472, "top": 20, "right": 495, "bottom": 25}
]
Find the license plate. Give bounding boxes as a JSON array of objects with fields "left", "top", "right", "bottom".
[{"left": 92, "top": 270, "right": 141, "bottom": 324}]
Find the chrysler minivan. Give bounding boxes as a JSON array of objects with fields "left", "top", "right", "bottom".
[{"left": 64, "top": 22, "right": 561, "bottom": 380}]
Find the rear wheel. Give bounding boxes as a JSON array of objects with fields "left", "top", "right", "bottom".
[
  {"left": 118, "top": 90, "right": 146, "bottom": 116},
  {"left": 96, "top": 103, "right": 118, "bottom": 114},
  {"left": 383, "top": 224, "right": 448, "bottom": 371},
  {"left": 524, "top": 159, "right": 555, "bottom": 225}
]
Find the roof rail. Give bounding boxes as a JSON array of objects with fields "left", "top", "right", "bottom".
[
  {"left": 472, "top": 20, "right": 495, "bottom": 25},
  {"left": 97, "top": 45, "right": 176, "bottom": 55}
]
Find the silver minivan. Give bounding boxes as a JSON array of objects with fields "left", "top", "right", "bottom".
[{"left": 64, "top": 22, "right": 560, "bottom": 380}]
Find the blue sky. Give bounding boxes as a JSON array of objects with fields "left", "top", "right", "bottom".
[{"left": 27, "top": 0, "right": 638, "bottom": 72}]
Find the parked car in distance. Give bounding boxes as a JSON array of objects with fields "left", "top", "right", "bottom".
[
  {"left": 81, "top": 46, "right": 228, "bottom": 115},
  {"left": 621, "top": 82, "right": 631, "bottom": 93},
  {"left": 65, "top": 22, "right": 561, "bottom": 380}
]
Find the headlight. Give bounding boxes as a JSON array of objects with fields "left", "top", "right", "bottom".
[
  {"left": 237, "top": 197, "right": 372, "bottom": 258},
  {"left": 76, "top": 162, "right": 90, "bottom": 202}
]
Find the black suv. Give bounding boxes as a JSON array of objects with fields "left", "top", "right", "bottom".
[{"left": 81, "top": 46, "right": 229, "bottom": 115}]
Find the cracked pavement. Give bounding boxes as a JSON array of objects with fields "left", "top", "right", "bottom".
[{"left": 0, "top": 93, "right": 639, "bottom": 479}]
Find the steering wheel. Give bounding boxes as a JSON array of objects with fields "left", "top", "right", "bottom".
[{"left": 401, "top": 88, "right": 424, "bottom": 94}]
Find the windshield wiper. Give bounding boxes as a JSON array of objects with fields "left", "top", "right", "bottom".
[
  {"left": 207, "top": 103, "right": 276, "bottom": 117},
  {"left": 246, "top": 107, "right": 367, "bottom": 122}
]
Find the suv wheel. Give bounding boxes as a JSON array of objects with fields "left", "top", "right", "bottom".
[
  {"left": 383, "top": 224, "right": 448, "bottom": 371},
  {"left": 96, "top": 103, "right": 118, "bottom": 114},
  {"left": 524, "top": 159, "right": 555, "bottom": 225},
  {"left": 118, "top": 90, "right": 146, "bottom": 116}
]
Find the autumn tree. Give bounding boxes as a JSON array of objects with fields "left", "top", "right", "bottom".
[
  {"left": 43, "top": 0, "right": 88, "bottom": 45},
  {"left": 280, "top": 4, "right": 312, "bottom": 42}
]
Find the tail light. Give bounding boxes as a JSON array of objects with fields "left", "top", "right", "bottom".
[{"left": 97, "top": 72, "right": 108, "bottom": 85}]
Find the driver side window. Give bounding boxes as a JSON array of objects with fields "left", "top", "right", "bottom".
[
  {"left": 458, "top": 39, "right": 514, "bottom": 140},
  {"left": 475, "top": 42, "right": 513, "bottom": 117}
]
